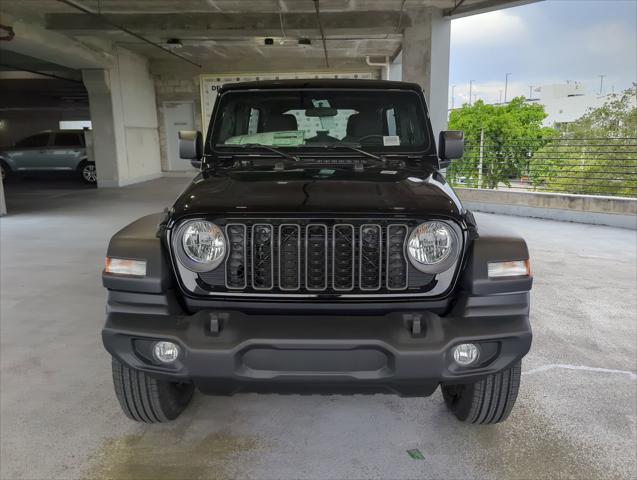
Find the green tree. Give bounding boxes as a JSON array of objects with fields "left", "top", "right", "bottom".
[
  {"left": 528, "top": 85, "right": 637, "bottom": 197},
  {"left": 565, "top": 84, "right": 637, "bottom": 137},
  {"left": 447, "top": 97, "right": 555, "bottom": 189}
]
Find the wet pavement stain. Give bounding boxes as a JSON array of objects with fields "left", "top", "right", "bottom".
[
  {"left": 471, "top": 400, "right": 609, "bottom": 480},
  {"left": 84, "top": 431, "right": 261, "bottom": 480}
]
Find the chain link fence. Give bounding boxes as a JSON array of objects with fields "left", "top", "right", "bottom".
[{"left": 446, "top": 137, "right": 637, "bottom": 198}]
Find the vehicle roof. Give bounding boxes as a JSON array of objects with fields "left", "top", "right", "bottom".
[{"left": 218, "top": 78, "right": 423, "bottom": 93}]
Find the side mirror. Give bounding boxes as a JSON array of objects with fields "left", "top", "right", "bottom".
[
  {"left": 438, "top": 130, "right": 464, "bottom": 169},
  {"left": 178, "top": 130, "right": 203, "bottom": 169}
]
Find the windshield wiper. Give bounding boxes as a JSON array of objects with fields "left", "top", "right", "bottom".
[
  {"left": 320, "top": 143, "right": 386, "bottom": 170},
  {"left": 335, "top": 143, "right": 383, "bottom": 161},
  {"left": 218, "top": 143, "right": 300, "bottom": 162}
]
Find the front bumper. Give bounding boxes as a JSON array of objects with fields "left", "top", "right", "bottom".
[{"left": 102, "top": 291, "right": 532, "bottom": 397}]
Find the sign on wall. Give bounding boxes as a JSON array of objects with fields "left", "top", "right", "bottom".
[{"left": 199, "top": 72, "right": 376, "bottom": 134}]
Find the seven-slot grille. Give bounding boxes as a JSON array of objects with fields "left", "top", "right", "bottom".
[{"left": 199, "top": 220, "right": 431, "bottom": 295}]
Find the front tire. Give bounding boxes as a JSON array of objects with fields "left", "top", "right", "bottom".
[
  {"left": 78, "top": 161, "right": 97, "bottom": 184},
  {"left": 441, "top": 361, "right": 521, "bottom": 424},
  {"left": 111, "top": 358, "right": 194, "bottom": 423}
]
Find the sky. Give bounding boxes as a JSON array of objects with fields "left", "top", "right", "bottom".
[{"left": 449, "top": 0, "right": 637, "bottom": 107}]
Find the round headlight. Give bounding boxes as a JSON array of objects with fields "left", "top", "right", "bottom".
[
  {"left": 176, "top": 220, "right": 226, "bottom": 271},
  {"left": 407, "top": 221, "right": 458, "bottom": 273}
]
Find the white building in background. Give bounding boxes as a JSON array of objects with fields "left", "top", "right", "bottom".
[{"left": 526, "top": 81, "right": 612, "bottom": 128}]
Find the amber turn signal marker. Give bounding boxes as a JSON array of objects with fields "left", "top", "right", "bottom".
[
  {"left": 487, "top": 259, "right": 530, "bottom": 278},
  {"left": 105, "top": 257, "right": 147, "bottom": 276}
]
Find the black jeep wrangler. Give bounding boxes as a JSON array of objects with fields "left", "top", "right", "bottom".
[{"left": 102, "top": 79, "right": 532, "bottom": 424}]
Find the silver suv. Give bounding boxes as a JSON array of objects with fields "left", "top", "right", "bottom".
[{"left": 0, "top": 130, "right": 96, "bottom": 184}]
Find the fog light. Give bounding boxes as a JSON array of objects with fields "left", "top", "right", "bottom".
[
  {"left": 153, "top": 341, "right": 180, "bottom": 364},
  {"left": 452, "top": 343, "right": 479, "bottom": 366}
]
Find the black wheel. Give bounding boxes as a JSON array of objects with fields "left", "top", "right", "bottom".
[
  {"left": 441, "top": 361, "right": 521, "bottom": 424},
  {"left": 111, "top": 358, "right": 194, "bottom": 423},
  {"left": 78, "top": 161, "right": 97, "bottom": 184},
  {"left": 1, "top": 160, "right": 10, "bottom": 181}
]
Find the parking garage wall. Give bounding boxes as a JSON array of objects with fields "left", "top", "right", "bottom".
[{"left": 154, "top": 73, "right": 203, "bottom": 173}]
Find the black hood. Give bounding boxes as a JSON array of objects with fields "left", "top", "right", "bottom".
[{"left": 170, "top": 166, "right": 463, "bottom": 221}]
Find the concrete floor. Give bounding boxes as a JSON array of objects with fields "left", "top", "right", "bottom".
[{"left": 1, "top": 177, "right": 636, "bottom": 480}]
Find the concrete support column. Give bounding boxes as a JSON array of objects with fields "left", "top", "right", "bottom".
[
  {"left": 82, "top": 69, "right": 122, "bottom": 187},
  {"left": 82, "top": 48, "right": 162, "bottom": 187},
  {"left": 388, "top": 51, "right": 403, "bottom": 81},
  {"left": 402, "top": 7, "right": 451, "bottom": 138}
]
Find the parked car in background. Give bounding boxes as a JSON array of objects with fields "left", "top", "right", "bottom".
[{"left": 0, "top": 130, "right": 96, "bottom": 184}]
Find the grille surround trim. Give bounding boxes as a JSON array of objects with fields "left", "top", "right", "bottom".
[
  {"left": 386, "top": 224, "right": 409, "bottom": 291},
  {"left": 251, "top": 223, "right": 274, "bottom": 290},
  {"left": 224, "top": 223, "right": 247, "bottom": 290},
  {"left": 172, "top": 217, "right": 464, "bottom": 299},
  {"left": 278, "top": 224, "right": 301, "bottom": 291},
  {"left": 305, "top": 224, "right": 329, "bottom": 292},
  {"left": 358, "top": 224, "right": 383, "bottom": 291},
  {"left": 332, "top": 224, "right": 356, "bottom": 292}
]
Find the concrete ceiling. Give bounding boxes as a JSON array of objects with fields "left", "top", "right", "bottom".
[
  {"left": 2, "top": 0, "right": 538, "bottom": 73},
  {"left": 0, "top": 53, "right": 88, "bottom": 112},
  {"left": 3, "top": 1, "right": 514, "bottom": 14},
  {"left": 0, "top": 77, "right": 89, "bottom": 110},
  {"left": 0, "top": 50, "right": 82, "bottom": 81}
]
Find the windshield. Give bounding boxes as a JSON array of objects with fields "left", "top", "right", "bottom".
[{"left": 209, "top": 89, "right": 431, "bottom": 152}]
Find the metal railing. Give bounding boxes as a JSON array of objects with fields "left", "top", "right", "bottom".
[{"left": 446, "top": 137, "right": 637, "bottom": 198}]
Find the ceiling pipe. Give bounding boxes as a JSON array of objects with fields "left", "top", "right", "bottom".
[
  {"left": 366, "top": 56, "right": 390, "bottom": 80},
  {"left": 312, "top": 0, "right": 329, "bottom": 68},
  {"left": 57, "top": 0, "right": 202, "bottom": 68}
]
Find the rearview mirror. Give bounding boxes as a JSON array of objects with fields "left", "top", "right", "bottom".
[
  {"left": 438, "top": 130, "right": 464, "bottom": 169},
  {"left": 305, "top": 107, "right": 337, "bottom": 117},
  {"left": 179, "top": 130, "right": 203, "bottom": 168}
]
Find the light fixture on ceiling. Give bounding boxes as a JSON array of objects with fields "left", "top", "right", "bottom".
[
  {"left": 165, "top": 38, "right": 183, "bottom": 49},
  {"left": 0, "top": 24, "right": 15, "bottom": 42}
]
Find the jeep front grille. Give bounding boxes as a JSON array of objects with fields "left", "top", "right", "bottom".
[{"left": 197, "top": 219, "right": 435, "bottom": 295}]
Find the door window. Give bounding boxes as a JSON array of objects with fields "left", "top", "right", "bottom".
[
  {"left": 54, "top": 132, "right": 82, "bottom": 147},
  {"left": 15, "top": 133, "right": 50, "bottom": 148}
]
